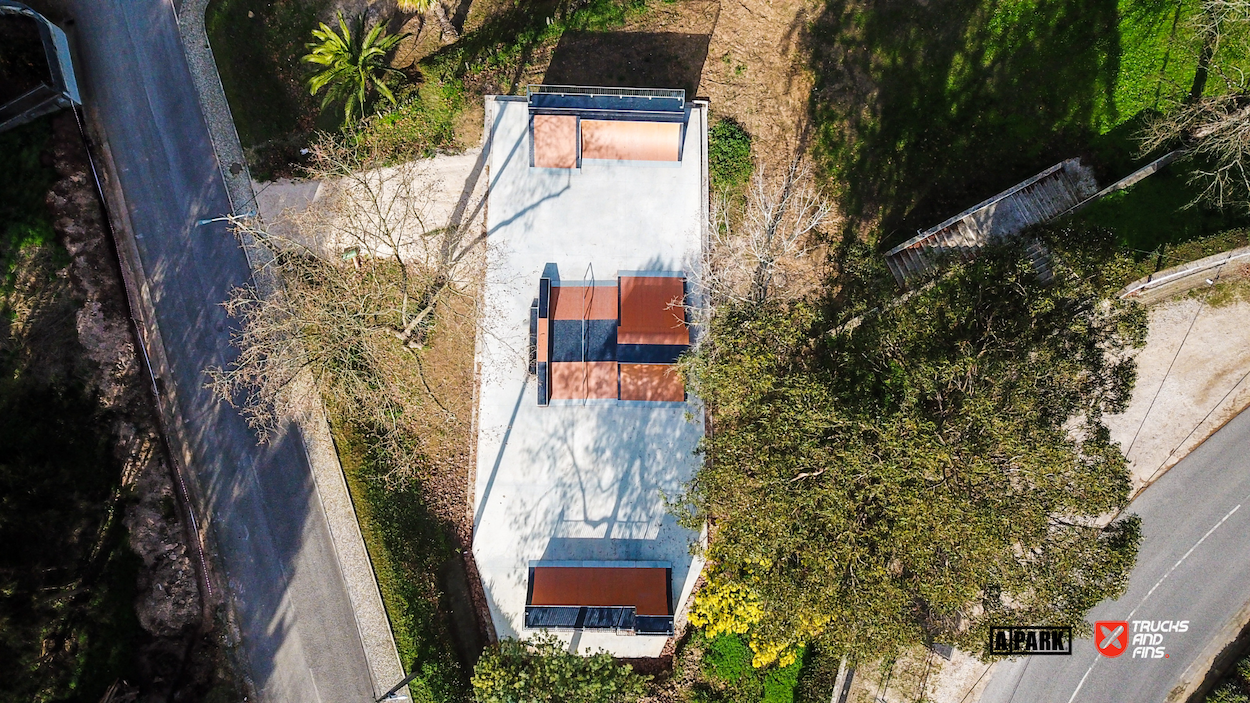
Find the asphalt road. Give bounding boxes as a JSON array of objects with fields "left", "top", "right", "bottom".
[
  {"left": 982, "top": 408, "right": 1250, "bottom": 703},
  {"left": 58, "top": 1, "right": 376, "bottom": 700}
]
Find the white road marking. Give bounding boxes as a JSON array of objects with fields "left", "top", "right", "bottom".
[
  {"left": 1064, "top": 504, "right": 1241, "bottom": 703},
  {"left": 1126, "top": 504, "right": 1239, "bottom": 620},
  {"left": 1066, "top": 662, "right": 1098, "bottom": 703}
]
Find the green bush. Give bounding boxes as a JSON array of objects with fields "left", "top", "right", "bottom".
[
  {"left": 794, "top": 645, "right": 844, "bottom": 703},
  {"left": 472, "top": 634, "right": 649, "bottom": 703},
  {"left": 708, "top": 118, "right": 752, "bottom": 192},
  {"left": 1203, "top": 652, "right": 1250, "bottom": 703},
  {"left": 1208, "top": 682, "right": 1250, "bottom": 703},
  {"left": 762, "top": 649, "right": 804, "bottom": 703}
]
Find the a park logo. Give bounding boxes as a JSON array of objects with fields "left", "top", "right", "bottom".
[
  {"left": 1095, "top": 621, "right": 1130, "bottom": 657},
  {"left": 988, "top": 626, "right": 1073, "bottom": 655}
]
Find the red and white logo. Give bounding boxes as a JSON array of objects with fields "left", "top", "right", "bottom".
[{"left": 1096, "top": 621, "right": 1129, "bottom": 657}]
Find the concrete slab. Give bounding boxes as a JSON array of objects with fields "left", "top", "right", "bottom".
[{"left": 472, "top": 95, "right": 708, "bottom": 657}]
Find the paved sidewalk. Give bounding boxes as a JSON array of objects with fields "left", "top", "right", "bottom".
[{"left": 169, "top": 1, "right": 407, "bottom": 696}]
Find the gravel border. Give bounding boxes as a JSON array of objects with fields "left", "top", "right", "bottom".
[{"left": 168, "top": 1, "right": 408, "bottom": 697}]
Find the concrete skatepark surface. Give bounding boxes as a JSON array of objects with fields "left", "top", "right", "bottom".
[{"left": 472, "top": 95, "right": 708, "bottom": 657}]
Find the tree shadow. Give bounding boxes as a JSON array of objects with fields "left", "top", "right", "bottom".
[
  {"left": 805, "top": 0, "right": 1123, "bottom": 250},
  {"left": 543, "top": 31, "right": 712, "bottom": 95}
]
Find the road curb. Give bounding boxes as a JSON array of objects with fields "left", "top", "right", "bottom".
[
  {"left": 1119, "top": 245, "right": 1250, "bottom": 304},
  {"left": 168, "top": 1, "right": 408, "bottom": 698},
  {"left": 1169, "top": 597, "right": 1250, "bottom": 702}
]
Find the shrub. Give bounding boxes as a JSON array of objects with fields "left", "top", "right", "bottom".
[
  {"left": 1208, "top": 682, "right": 1250, "bottom": 703},
  {"left": 472, "top": 634, "right": 649, "bottom": 703},
  {"left": 708, "top": 118, "right": 752, "bottom": 192},
  {"left": 762, "top": 650, "right": 804, "bottom": 703}
]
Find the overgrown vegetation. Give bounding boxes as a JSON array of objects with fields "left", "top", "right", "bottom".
[
  {"left": 471, "top": 634, "right": 650, "bottom": 703},
  {"left": 1206, "top": 653, "right": 1250, "bottom": 702},
  {"left": 0, "top": 120, "right": 140, "bottom": 703},
  {"left": 682, "top": 239, "right": 1146, "bottom": 667},
  {"left": 1041, "top": 221, "right": 1250, "bottom": 293},
  {"left": 332, "top": 422, "right": 469, "bottom": 702}
]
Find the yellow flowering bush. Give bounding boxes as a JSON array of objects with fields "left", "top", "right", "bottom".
[
  {"left": 691, "top": 572, "right": 838, "bottom": 668},
  {"left": 688, "top": 578, "right": 763, "bottom": 638}
]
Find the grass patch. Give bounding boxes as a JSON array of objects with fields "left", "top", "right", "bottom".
[
  {"left": 0, "top": 118, "right": 60, "bottom": 306},
  {"left": 354, "top": 75, "right": 466, "bottom": 163},
  {"left": 0, "top": 377, "right": 140, "bottom": 703},
  {"left": 330, "top": 419, "right": 469, "bottom": 703},
  {"left": 690, "top": 633, "right": 804, "bottom": 703},
  {"left": 808, "top": 0, "right": 1250, "bottom": 248},
  {"left": 1073, "top": 165, "right": 1250, "bottom": 252},
  {"left": 424, "top": 0, "right": 650, "bottom": 93},
  {"left": 1190, "top": 276, "right": 1250, "bottom": 307},
  {"left": 205, "top": 0, "right": 334, "bottom": 147},
  {"left": 0, "top": 114, "right": 142, "bottom": 703}
]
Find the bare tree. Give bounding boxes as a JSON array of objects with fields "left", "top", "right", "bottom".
[
  {"left": 1192, "top": 0, "right": 1250, "bottom": 53},
  {"left": 1142, "top": 85, "right": 1250, "bottom": 212},
  {"left": 700, "top": 151, "right": 836, "bottom": 306},
  {"left": 207, "top": 136, "right": 485, "bottom": 481}
]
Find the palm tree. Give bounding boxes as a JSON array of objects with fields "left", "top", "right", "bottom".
[
  {"left": 303, "top": 13, "right": 410, "bottom": 128},
  {"left": 396, "top": 0, "right": 460, "bottom": 41}
]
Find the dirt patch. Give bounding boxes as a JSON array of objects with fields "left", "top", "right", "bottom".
[
  {"left": 545, "top": 26, "right": 714, "bottom": 96},
  {"left": 1104, "top": 283, "right": 1250, "bottom": 495},
  {"left": 696, "top": 0, "right": 815, "bottom": 163},
  {"left": 45, "top": 112, "right": 241, "bottom": 701}
]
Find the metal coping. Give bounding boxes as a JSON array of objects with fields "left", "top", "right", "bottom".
[
  {"left": 529, "top": 560, "right": 673, "bottom": 569},
  {"left": 527, "top": 85, "right": 686, "bottom": 118},
  {"left": 528, "top": 84, "right": 686, "bottom": 100}
]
